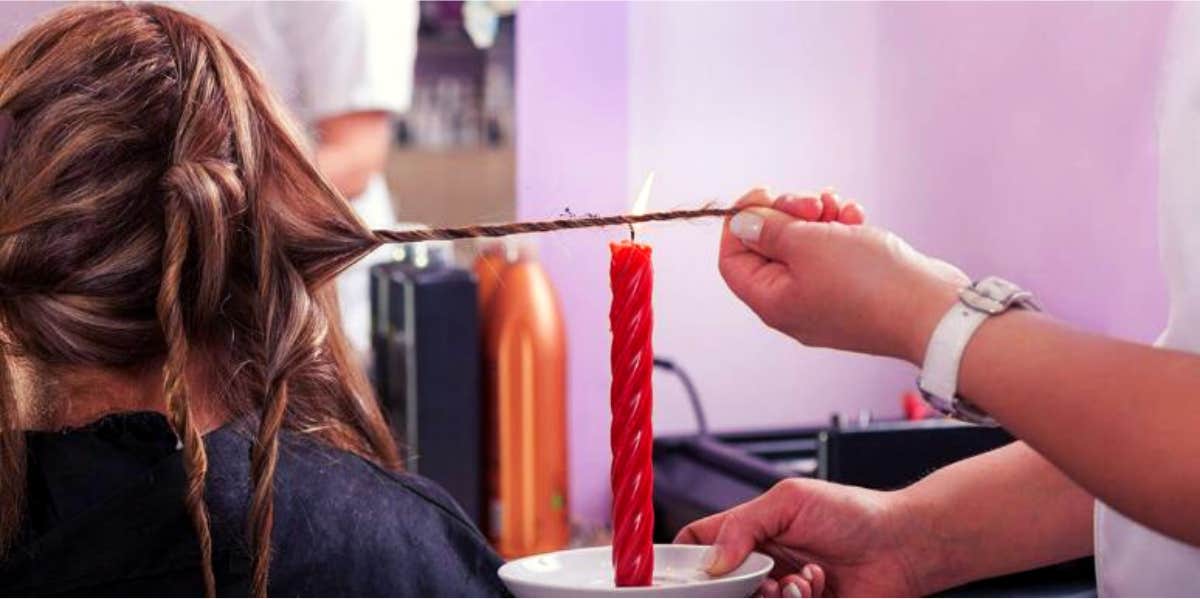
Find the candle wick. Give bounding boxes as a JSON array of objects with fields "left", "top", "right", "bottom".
[{"left": 629, "top": 223, "right": 636, "bottom": 242}]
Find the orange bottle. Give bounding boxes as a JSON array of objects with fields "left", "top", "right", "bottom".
[
  {"left": 474, "top": 240, "right": 509, "bottom": 316},
  {"left": 482, "top": 245, "right": 570, "bottom": 558}
]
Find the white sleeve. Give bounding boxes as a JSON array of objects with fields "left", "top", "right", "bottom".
[
  {"left": 1159, "top": 2, "right": 1200, "bottom": 288},
  {"left": 286, "top": 0, "right": 419, "bottom": 121}
]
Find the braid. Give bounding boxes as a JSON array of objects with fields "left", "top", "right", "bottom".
[
  {"left": 246, "top": 270, "right": 314, "bottom": 596},
  {"left": 248, "top": 377, "right": 288, "bottom": 597},
  {"left": 158, "top": 185, "right": 216, "bottom": 597},
  {"left": 246, "top": 243, "right": 318, "bottom": 597},
  {"left": 151, "top": 5, "right": 291, "bottom": 592},
  {"left": 149, "top": 9, "right": 248, "bottom": 591},
  {"left": 171, "top": 385, "right": 217, "bottom": 597}
]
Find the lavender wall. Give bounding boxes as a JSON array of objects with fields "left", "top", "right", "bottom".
[
  {"left": 515, "top": 3, "right": 632, "bottom": 526},
  {"left": 875, "top": 3, "right": 1169, "bottom": 338},
  {"left": 627, "top": 3, "right": 895, "bottom": 440},
  {"left": 521, "top": 2, "right": 1170, "bottom": 525}
]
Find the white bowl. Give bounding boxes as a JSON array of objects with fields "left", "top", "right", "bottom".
[{"left": 498, "top": 544, "right": 774, "bottom": 598}]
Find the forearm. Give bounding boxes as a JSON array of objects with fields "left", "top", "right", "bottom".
[
  {"left": 896, "top": 442, "right": 1094, "bottom": 595},
  {"left": 953, "top": 310, "right": 1200, "bottom": 545},
  {"left": 314, "top": 111, "right": 391, "bottom": 199},
  {"left": 315, "top": 144, "right": 380, "bottom": 199}
]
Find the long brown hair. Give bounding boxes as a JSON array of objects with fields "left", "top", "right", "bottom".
[{"left": 0, "top": 4, "right": 401, "bottom": 596}]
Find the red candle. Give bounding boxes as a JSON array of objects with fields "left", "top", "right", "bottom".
[{"left": 609, "top": 240, "right": 655, "bottom": 587}]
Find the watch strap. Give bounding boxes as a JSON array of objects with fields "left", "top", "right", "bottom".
[
  {"left": 918, "top": 301, "right": 989, "bottom": 402},
  {"left": 918, "top": 277, "right": 1039, "bottom": 425}
]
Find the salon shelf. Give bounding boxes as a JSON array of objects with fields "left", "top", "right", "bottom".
[{"left": 384, "top": 146, "right": 515, "bottom": 228}]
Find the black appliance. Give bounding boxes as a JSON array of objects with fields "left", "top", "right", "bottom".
[{"left": 370, "top": 242, "right": 484, "bottom": 526}]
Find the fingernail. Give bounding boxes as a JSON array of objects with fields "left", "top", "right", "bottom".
[
  {"left": 783, "top": 582, "right": 803, "bottom": 598},
  {"left": 801, "top": 565, "right": 814, "bottom": 581},
  {"left": 701, "top": 546, "right": 721, "bottom": 570},
  {"left": 730, "top": 211, "right": 764, "bottom": 243}
]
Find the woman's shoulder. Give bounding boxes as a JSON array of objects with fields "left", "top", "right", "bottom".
[{"left": 204, "top": 424, "right": 508, "bottom": 597}]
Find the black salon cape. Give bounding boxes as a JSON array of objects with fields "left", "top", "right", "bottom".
[{"left": 0, "top": 412, "right": 508, "bottom": 597}]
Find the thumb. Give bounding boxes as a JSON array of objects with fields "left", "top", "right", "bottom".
[
  {"left": 728, "top": 206, "right": 797, "bottom": 260},
  {"left": 704, "top": 511, "right": 766, "bottom": 576}
]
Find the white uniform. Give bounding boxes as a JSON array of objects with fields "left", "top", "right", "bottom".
[
  {"left": 176, "top": 1, "right": 419, "bottom": 358},
  {"left": 1093, "top": 3, "right": 1200, "bottom": 595}
]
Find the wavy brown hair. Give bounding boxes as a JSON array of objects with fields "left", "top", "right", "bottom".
[{"left": 0, "top": 4, "right": 401, "bottom": 596}]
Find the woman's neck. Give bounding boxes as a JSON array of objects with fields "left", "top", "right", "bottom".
[{"left": 24, "top": 363, "right": 227, "bottom": 433}]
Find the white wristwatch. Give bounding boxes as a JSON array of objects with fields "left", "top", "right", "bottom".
[{"left": 917, "top": 277, "right": 1040, "bottom": 425}]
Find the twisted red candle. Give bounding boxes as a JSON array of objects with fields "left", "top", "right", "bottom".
[{"left": 609, "top": 241, "right": 655, "bottom": 587}]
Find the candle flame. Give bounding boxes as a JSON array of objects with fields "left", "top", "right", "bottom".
[
  {"left": 629, "top": 172, "right": 655, "bottom": 239},
  {"left": 631, "top": 171, "right": 655, "bottom": 217}
]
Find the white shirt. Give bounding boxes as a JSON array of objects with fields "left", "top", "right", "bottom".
[
  {"left": 176, "top": 1, "right": 419, "bottom": 355},
  {"left": 176, "top": 1, "right": 416, "bottom": 128},
  {"left": 1093, "top": 3, "right": 1200, "bottom": 595},
  {"left": 176, "top": 0, "right": 417, "bottom": 226}
]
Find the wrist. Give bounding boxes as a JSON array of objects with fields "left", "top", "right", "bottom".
[
  {"left": 888, "top": 486, "right": 963, "bottom": 596},
  {"left": 900, "top": 281, "right": 961, "bottom": 365}
]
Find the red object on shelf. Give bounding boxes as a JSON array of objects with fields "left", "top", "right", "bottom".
[
  {"left": 903, "top": 390, "right": 930, "bottom": 421},
  {"left": 609, "top": 241, "right": 655, "bottom": 587}
]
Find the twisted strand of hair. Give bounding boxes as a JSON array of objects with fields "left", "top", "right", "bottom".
[
  {"left": 158, "top": 190, "right": 217, "bottom": 597},
  {"left": 370, "top": 206, "right": 735, "bottom": 243},
  {"left": 249, "top": 377, "right": 289, "bottom": 598}
]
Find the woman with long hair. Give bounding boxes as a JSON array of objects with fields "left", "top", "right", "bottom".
[{"left": 0, "top": 3, "right": 504, "bottom": 596}]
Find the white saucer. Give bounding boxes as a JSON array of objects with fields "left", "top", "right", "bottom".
[{"left": 498, "top": 544, "right": 774, "bottom": 598}]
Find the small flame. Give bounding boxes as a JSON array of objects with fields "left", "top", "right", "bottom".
[{"left": 631, "top": 171, "right": 655, "bottom": 218}]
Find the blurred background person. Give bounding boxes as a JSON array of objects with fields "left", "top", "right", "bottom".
[{"left": 177, "top": 1, "right": 419, "bottom": 362}]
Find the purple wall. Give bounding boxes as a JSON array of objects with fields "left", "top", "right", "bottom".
[
  {"left": 876, "top": 3, "right": 1169, "bottom": 339},
  {"left": 515, "top": 3, "right": 631, "bottom": 526},
  {"left": 627, "top": 2, "right": 898, "bottom": 440},
  {"left": 520, "top": 2, "right": 1170, "bottom": 525}
]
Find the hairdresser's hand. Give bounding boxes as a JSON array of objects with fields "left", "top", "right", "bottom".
[
  {"left": 676, "top": 478, "right": 925, "bottom": 597},
  {"left": 719, "top": 188, "right": 968, "bottom": 364}
]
